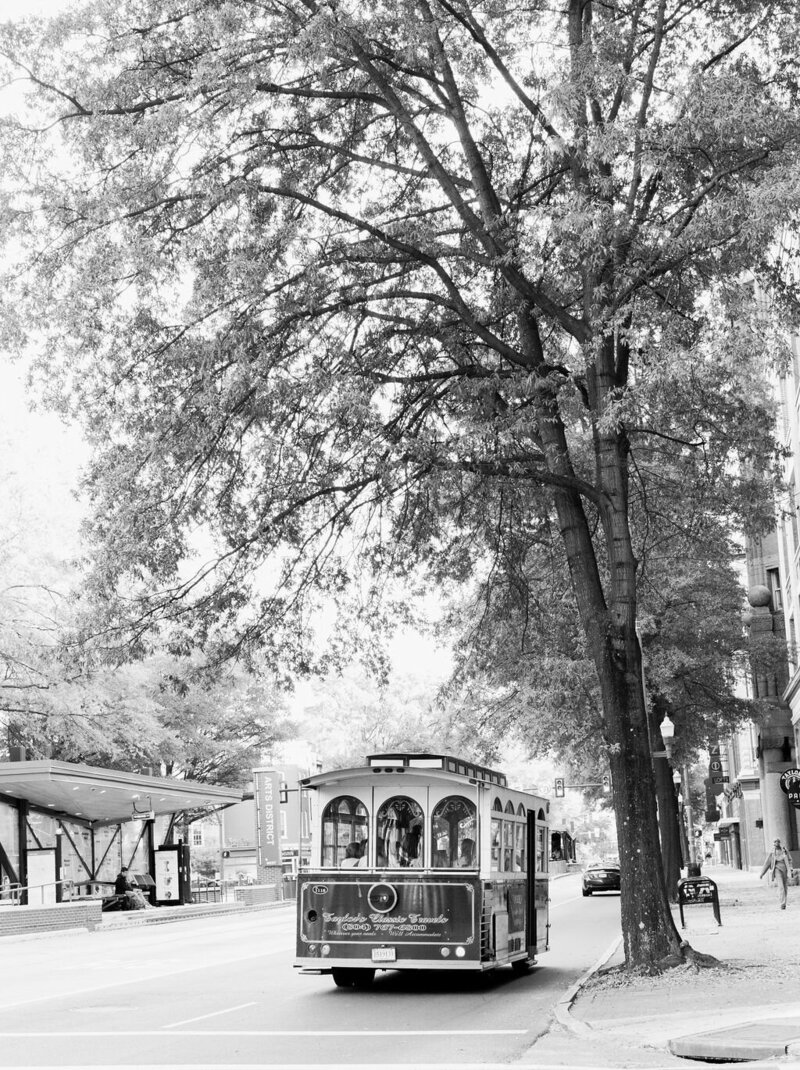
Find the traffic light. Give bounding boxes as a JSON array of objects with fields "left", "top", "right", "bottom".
[
  {"left": 602, "top": 774, "right": 611, "bottom": 793},
  {"left": 280, "top": 782, "right": 288, "bottom": 803},
  {"left": 554, "top": 777, "right": 565, "bottom": 798}
]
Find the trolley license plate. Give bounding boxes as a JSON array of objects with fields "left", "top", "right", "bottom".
[{"left": 371, "top": 947, "right": 396, "bottom": 963}]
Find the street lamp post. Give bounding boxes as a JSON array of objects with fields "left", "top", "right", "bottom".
[{"left": 659, "top": 715, "right": 675, "bottom": 759}]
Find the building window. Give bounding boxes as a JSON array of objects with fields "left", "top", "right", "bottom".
[
  {"left": 192, "top": 826, "right": 203, "bottom": 847},
  {"left": 767, "top": 567, "right": 783, "bottom": 611}
]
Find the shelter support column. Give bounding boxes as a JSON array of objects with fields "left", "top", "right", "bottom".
[
  {"left": 55, "top": 830, "right": 63, "bottom": 903},
  {"left": 147, "top": 818, "right": 157, "bottom": 903},
  {"left": 17, "top": 800, "right": 28, "bottom": 905}
]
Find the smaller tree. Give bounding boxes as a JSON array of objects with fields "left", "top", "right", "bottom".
[{"left": 9, "top": 650, "right": 293, "bottom": 787}]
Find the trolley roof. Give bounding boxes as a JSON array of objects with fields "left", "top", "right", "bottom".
[{"left": 300, "top": 752, "right": 512, "bottom": 790}]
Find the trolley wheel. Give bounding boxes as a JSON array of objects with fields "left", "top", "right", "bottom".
[
  {"left": 582, "top": 888, "right": 592, "bottom": 896},
  {"left": 332, "top": 967, "right": 375, "bottom": 988},
  {"left": 510, "top": 958, "right": 531, "bottom": 976}
]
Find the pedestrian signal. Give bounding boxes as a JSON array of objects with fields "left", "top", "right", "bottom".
[
  {"left": 554, "top": 777, "right": 565, "bottom": 798},
  {"left": 602, "top": 774, "right": 611, "bottom": 793}
]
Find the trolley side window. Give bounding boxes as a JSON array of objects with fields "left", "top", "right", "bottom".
[
  {"left": 431, "top": 796, "right": 477, "bottom": 868},
  {"left": 491, "top": 797, "right": 503, "bottom": 870},
  {"left": 322, "top": 795, "right": 369, "bottom": 868},
  {"left": 377, "top": 796, "right": 424, "bottom": 867},
  {"left": 515, "top": 804, "right": 526, "bottom": 871},
  {"left": 535, "top": 808, "right": 547, "bottom": 873},
  {"left": 503, "top": 801, "right": 515, "bottom": 870}
]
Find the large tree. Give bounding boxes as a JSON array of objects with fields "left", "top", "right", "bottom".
[
  {"left": 2, "top": 0, "right": 798, "bottom": 967},
  {"left": 440, "top": 509, "right": 759, "bottom": 898}
]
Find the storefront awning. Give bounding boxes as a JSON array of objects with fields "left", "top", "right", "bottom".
[
  {"left": 716, "top": 817, "right": 740, "bottom": 828},
  {"left": 0, "top": 760, "right": 242, "bottom": 824}
]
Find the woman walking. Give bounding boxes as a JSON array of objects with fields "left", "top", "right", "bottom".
[{"left": 759, "top": 838, "right": 794, "bottom": 909}]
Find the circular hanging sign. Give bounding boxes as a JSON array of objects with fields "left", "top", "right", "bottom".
[{"left": 779, "top": 769, "right": 800, "bottom": 807}]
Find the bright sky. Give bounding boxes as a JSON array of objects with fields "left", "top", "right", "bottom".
[{"left": 0, "top": 0, "right": 67, "bottom": 15}]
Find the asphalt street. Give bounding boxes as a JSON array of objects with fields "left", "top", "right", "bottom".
[{"left": 0, "top": 873, "right": 621, "bottom": 1069}]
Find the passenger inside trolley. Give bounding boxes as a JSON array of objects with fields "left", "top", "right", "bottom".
[
  {"left": 341, "top": 842, "right": 362, "bottom": 867},
  {"left": 458, "top": 838, "right": 475, "bottom": 867}
]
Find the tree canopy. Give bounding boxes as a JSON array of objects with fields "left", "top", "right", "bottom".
[{"left": 2, "top": 0, "right": 799, "bottom": 968}]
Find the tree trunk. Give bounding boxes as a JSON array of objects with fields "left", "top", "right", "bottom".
[
  {"left": 600, "top": 642, "right": 684, "bottom": 966},
  {"left": 549, "top": 482, "right": 685, "bottom": 965},
  {"left": 654, "top": 756, "right": 683, "bottom": 901},
  {"left": 520, "top": 306, "right": 685, "bottom": 969}
]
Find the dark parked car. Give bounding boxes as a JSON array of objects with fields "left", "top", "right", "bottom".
[{"left": 582, "top": 862, "right": 621, "bottom": 896}]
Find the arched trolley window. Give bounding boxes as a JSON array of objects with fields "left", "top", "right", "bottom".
[
  {"left": 377, "top": 796, "right": 424, "bottom": 867},
  {"left": 503, "top": 801, "right": 516, "bottom": 871},
  {"left": 515, "top": 804, "right": 527, "bottom": 872},
  {"left": 491, "top": 797, "right": 503, "bottom": 870},
  {"left": 321, "top": 795, "right": 368, "bottom": 868},
  {"left": 432, "top": 796, "right": 477, "bottom": 867},
  {"left": 535, "top": 808, "right": 547, "bottom": 873}
]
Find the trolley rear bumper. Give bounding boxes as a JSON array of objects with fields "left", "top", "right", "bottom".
[{"left": 294, "top": 955, "right": 534, "bottom": 973}]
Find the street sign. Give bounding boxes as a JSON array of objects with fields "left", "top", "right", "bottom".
[
  {"left": 779, "top": 768, "right": 800, "bottom": 807},
  {"left": 711, "top": 775, "right": 729, "bottom": 784}
]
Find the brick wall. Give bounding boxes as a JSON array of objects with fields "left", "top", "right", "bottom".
[
  {"left": 235, "top": 883, "right": 279, "bottom": 906},
  {"left": 0, "top": 901, "right": 103, "bottom": 939}
]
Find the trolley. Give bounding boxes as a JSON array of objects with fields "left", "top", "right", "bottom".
[{"left": 294, "top": 752, "right": 550, "bottom": 986}]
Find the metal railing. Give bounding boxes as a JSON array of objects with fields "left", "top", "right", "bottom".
[
  {"left": 1, "top": 876, "right": 297, "bottom": 908},
  {"left": 0, "top": 879, "right": 73, "bottom": 905}
]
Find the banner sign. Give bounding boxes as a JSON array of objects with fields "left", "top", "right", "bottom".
[
  {"left": 254, "top": 769, "right": 282, "bottom": 867},
  {"left": 155, "top": 847, "right": 180, "bottom": 902},
  {"left": 299, "top": 878, "right": 475, "bottom": 945}
]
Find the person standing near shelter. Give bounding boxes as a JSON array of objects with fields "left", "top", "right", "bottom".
[{"left": 759, "top": 838, "right": 794, "bottom": 909}]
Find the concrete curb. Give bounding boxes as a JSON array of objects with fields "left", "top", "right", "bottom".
[
  {"left": 552, "top": 934, "right": 623, "bottom": 1038},
  {"left": 0, "top": 925, "right": 91, "bottom": 944},
  {"left": 100, "top": 897, "right": 292, "bottom": 930}
]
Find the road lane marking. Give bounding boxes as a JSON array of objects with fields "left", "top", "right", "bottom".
[
  {"left": 0, "top": 1063, "right": 690, "bottom": 1069},
  {"left": 162, "top": 1003, "right": 258, "bottom": 1028},
  {"left": 0, "top": 1029, "right": 529, "bottom": 1037}
]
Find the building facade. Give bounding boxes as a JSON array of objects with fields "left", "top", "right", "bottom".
[{"left": 724, "top": 331, "right": 800, "bottom": 866}]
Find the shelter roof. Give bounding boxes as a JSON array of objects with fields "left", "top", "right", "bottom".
[{"left": 0, "top": 760, "right": 242, "bottom": 825}]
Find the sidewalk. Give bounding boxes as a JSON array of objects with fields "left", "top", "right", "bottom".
[{"left": 559, "top": 864, "right": 800, "bottom": 1065}]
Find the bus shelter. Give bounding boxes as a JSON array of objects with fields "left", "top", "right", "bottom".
[{"left": 0, "top": 759, "right": 242, "bottom": 905}]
